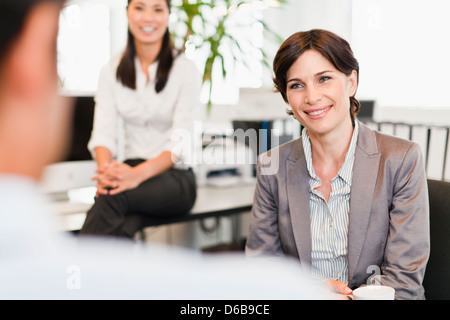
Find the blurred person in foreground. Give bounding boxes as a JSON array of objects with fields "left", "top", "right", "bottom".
[
  {"left": 0, "top": 0, "right": 332, "bottom": 300},
  {"left": 245, "top": 29, "right": 430, "bottom": 300}
]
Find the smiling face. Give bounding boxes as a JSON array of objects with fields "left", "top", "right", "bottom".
[
  {"left": 286, "top": 49, "right": 358, "bottom": 138},
  {"left": 127, "top": 0, "right": 169, "bottom": 47}
]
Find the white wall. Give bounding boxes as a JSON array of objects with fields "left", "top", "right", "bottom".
[
  {"left": 352, "top": 0, "right": 450, "bottom": 125},
  {"left": 264, "top": 0, "right": 353, "bottom": 41}
]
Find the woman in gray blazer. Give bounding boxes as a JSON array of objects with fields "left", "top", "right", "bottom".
[{"left": 245, "top": 29, "right": 430, "bottom": 300}]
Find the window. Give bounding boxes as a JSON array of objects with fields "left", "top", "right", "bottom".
[{"left": 57, "top": 2, "right": 111, "bottom": 93}]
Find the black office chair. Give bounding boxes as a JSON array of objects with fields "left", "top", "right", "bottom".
[{"left": 423, "top": 179, "right": 450, "bottom": 300}]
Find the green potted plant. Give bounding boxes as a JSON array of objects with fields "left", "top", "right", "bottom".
[{"left": 171, "top": 0, "right": 287, "bottom": 112}]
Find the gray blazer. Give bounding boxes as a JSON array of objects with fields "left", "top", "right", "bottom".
[{"left": 246, "top": 120, "right": 430, "bottom": 300}]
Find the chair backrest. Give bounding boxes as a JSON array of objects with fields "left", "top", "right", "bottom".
[{"left": 423, "top": 179, "right": 450, "bottom": 300}]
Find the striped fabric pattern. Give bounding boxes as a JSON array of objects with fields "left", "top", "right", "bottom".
[{"left": 301, "top": 122, "right": 359, "bottom": 284}]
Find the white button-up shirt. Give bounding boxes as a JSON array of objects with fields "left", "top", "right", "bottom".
[
  {"left": 302, "top": 121, "right": 359, "bottom": 284},
  {"left": 88, "top": 53, "right": 202, "bottom": 165}
]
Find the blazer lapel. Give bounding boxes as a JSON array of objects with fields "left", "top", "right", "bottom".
[
  {"left": 286, "top": 140, "right": 312, "bottom": 266},
  {"left": 347, "top": 122, "right": 381, "bottom": 283}
]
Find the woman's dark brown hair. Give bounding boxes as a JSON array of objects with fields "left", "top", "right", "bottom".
[
  {"left": 273, "top": 29, "right": 360, "bottom": 123},
  {"left": 116, "top": 0, "right": 175, "bottom": 93}
]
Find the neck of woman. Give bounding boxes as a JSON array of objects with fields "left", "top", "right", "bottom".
[
  {"left": 134, "top": 39, "right": 162, "bottom": 79},
  {"left": 309, "top": 120, "right": 354, "bottom": 172}
]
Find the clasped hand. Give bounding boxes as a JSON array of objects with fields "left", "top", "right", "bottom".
[{"left": 92, "top": 160, "right": 141, "bottom": 197}]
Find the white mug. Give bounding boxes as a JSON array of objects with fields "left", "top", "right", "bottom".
[{"left": 352, "top": 285, "right": 395, "bottom": 300}]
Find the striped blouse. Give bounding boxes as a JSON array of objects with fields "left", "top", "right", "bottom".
[{"left": 301, "top": 121, "right": 359, "bottom": 284}]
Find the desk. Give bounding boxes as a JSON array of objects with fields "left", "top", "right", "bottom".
[
  {"left": 55, "top": 183, "right": 256, "bottom": 240},
  {"left": 142, "top": 183, "right": 256, "bottom": 226}
]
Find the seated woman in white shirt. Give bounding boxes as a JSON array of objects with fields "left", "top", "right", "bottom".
[{"left": 79, "top": 0, "right": 201, "bottom": 238}]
